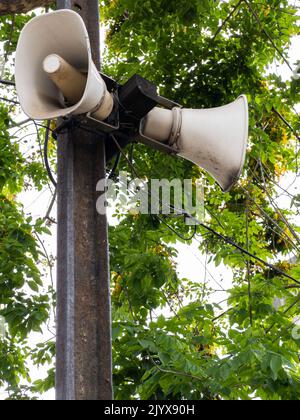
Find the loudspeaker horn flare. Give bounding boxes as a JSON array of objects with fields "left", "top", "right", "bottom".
[{"left": 142, "top": 96, "right": 249, "bottom": 192}]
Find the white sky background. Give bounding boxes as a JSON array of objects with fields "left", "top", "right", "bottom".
[{"left": 0, "top": 4, "right": 299, "bottom": 401}]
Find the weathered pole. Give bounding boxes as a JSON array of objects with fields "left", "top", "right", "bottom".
[{"left": 56, "top": 0, "right": 113, "bottom": 400}]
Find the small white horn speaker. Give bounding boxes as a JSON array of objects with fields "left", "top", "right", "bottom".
[
  {"left": 142, "top": 96, "right": 249, "bottom": 192},
  {"left": 15, "top": 9, "right": 113, "bottom": 121}
]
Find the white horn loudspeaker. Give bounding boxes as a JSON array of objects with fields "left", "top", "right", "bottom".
[
  {"left": 14, "top": 9, "right": 249, "bottom": 192},
  {"left": 15, "top": 9, "right": 113, "bottom": 121},
  {"left": 141, "top": 96, "right": 249, "bottom": 192}
]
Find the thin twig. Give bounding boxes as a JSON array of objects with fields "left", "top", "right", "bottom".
[
  {"left": 0, "top": 96, "right": 19, "bottom": 105},
  {"left": 272, "top": 108, "right": 300, "bottom": 143},
  {"left": 266, "top": 294, "right": 300, "bottom": 335}
]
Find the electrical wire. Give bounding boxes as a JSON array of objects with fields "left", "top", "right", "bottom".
[
  {"left": 55, "top": 122, "right": 300, "bottom": 287},
  {"left": 189, "top": 247, "right": 227, "bottom": 292},
  {"left": 212, "top": 0, "right": 244, "bottom": 41},
  {"left": 0, "top": 79, "right": 15, "bottom": 87},
  {"left": 0, "top": 96, "right": 19, "bottom": 105},
  {"left": 158, "top": 216, "right": 197, "bottom": 242},
  {"left": 108, "top": 152, "right": 121, "bottom": 180},
  {"left": 35, "top": 123, "right": 55, "bottom": 133},
  {"left": 262, "top": 169, "right": 295, "bottom": 200},
  {"left": 33, "top": 121, "right": 56, "bottom": 195},
  {"left": 110, "top": 134, "right": 140, "bottom": 177},
  {"left": 110, "top": 133, "right": 300, "bottom": 286},
  {"left": 244, "top": 162, "right": 300, "bottom": 253},
  {"left": 258, "top": 164, "right": 300, "bottom": 246},
  {"left": 240, "top": 185, "right": 300, "bottom": 255},
  {"left": 248, "top": 163, "right": 300, "bottom": 248},
  {"left": 243, "top": 0, "right": 294, "bottom": 73},
  {"left": 8, "top": 118, "right": 32, "bottom": 130},
  {"left": 194, "top": 222, "right": 300, "bottom": 285},
  {"left": 123, "top": 165, "right": 300, "bottom": 286},
  {"left": 0, "top": 0, "right": 297, "bottom": 289}
]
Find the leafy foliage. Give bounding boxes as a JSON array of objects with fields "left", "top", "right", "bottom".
[
  {"left": 0, "top": 12, "right": 55, "bottom": 399},
  {"left": 103, "top": 0, "right": 300, "bottom": 400},
  {"left": 0, "top": 0, "right": 300, "bottom": 400}
]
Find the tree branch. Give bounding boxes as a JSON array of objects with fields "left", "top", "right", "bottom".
[
  {"left": 0, "top": 0, "right": 53, "bottom": 16},
  {"left": 212, "top": 0, "right": 244, "bottom": 42}
]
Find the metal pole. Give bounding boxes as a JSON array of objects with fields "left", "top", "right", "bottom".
[{"left": 56, "top": 0, "right": 113, "bottom": 400}]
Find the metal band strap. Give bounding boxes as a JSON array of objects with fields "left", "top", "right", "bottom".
[{"left": 169, "top": 107, "right": 182, "bottom": 148}]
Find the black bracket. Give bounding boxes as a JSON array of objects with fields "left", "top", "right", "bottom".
[{"left": 80, "top": 72, "right": 183, "bottom": 162}]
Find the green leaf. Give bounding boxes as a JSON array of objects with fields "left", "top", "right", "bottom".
[{"left": 270, "top": 355, "right": 282, "bottom": 381}]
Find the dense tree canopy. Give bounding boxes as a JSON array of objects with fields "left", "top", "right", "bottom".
[
  {"left": 0, "top": 0, "right": 300, "bottom": 400},
  {"left": 0, "top": 1, "right": 52, "bottom": 16}
]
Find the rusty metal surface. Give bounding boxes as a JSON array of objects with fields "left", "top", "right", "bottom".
[{"left": 56, "top": 0, "right": 113, "bottom": 400}]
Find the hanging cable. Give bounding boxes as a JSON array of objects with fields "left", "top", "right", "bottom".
[
  {"left": 110, "top": 134, "right": 140, "bottom": 178},
  {"left": 240, "top": 184, "right": 300, "bottom": 254},
  {"left": 258, "top": 163, "right": 300, "bottom": 246},
  {"left": 110, "top": 134, "right": 197, "bottom": 240},
  {"left": 158, "top": 216, "right": 198, "bottom": 242},
  {"left": 194, "top": 222, "right": 300, "bottom": 285},
  {"left": 212, "top": 0, "right": 244, "bottom": 41},
  {"left": 272, "top": 108, "right": 300, "bottom": 143},
  {"left": 242, "top": 163, "right": 300, "bottom": 252},
  {"left": 110, "top": 133, "right": 300, "bottom": 285}
]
